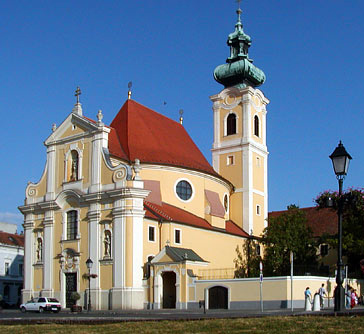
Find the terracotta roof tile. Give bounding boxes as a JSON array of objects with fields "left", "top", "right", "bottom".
[
  {"left": 109, "top": 99, "right": 218, "bottom": 175},
  {"left": 268, "top": 207, "right": 337, "bottom": 237},
  {"left": 144, "top": 201, "right": 249, "bottom": 237},
  {"left": 0, "top": 231, "right": 24, "bottom": 248}
]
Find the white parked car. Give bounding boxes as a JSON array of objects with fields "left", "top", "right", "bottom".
[{"left": 20, "top": 297, "right": 61, "bottom": 313}]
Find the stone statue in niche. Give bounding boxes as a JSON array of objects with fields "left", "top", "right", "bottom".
[
  {"left": 36, "top": 238, "right": 43, "bottom": 262},
  {"left": 70, "top": 150, "right": 79, "bottom": 181},
  {"left": 104, "top": 231, "right": 111, "bottom": 257}
]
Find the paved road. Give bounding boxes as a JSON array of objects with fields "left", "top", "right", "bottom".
[{"left": 0, "top": 306, "right": 363, "bottom": 324}]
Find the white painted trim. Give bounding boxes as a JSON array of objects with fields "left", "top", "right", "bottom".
[
  {"left": 62, "top": 208, "right": 81, "bottom": 241},
  {"left": 223, "top": 111, "right": 239, "bottom": 137},
  {"left": 147, "top": 225, "right": 156, "bottom": 243},
  {"left": 173, "top": 228, "right": 182, "bottom": 245}
]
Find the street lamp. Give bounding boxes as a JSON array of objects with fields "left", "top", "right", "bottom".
[
  {"left": 329, "top": 140, "right": 352, "bottom": 312},
  {"left": 86, "top": 258, "right": 93, "bottom": 311}
]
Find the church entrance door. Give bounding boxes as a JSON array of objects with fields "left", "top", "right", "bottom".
[
  {"left": 65, "top": 273, "right": 77, "bottom": 308},
  {"left": 162, "top": 271, "right": 176, "bottom": 309}
]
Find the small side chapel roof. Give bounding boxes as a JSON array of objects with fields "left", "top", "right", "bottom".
[
  {"left": 165, "top": 246, "right": 206, "bottom": 263},
  {"left": 109, "top": 99, "right": 218, "bottom": 176}
]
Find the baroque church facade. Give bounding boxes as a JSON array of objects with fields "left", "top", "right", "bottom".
[{"left": 19, "top": 7, "right": 269, "bottom": 310}]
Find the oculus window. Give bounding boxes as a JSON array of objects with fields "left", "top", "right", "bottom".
[{"left": 176, "top": 180, "right": 192, "bottom": 201}]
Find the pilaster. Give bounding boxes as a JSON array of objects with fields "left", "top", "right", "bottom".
[
  {"left": 45, "top": 145, "right": 56, "bottom": 201},
  {"left": 88, "top": 203, "right": 101, "bottom": 309},
  {"left": 22, "top": 214, "right": 34, "bottom": 302},
  {"left": 42, "top": 210, "right": 54, "bottom": 296}
]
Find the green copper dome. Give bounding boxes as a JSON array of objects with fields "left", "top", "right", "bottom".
[{"left": 214, "top": 8, "right": 265, "bottom": 89}]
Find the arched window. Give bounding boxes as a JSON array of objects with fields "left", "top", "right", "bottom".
[
  {"left": 69, "top": 150, "right": 79, "bottom": 181},
  {"left": 104, "top": 230, "right": 112, "bottom": 258},
  {"left": 67, "top": 210, "right": 78, "bottom": 240},
  {"left": 254, "top": 115, "right": 259, "bottom": 137},
  {"left": 227, "top": 113, "right": 237, "bottom": 135}
]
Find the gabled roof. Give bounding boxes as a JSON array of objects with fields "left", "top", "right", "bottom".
[
  {"left": 144, "top": 200, "right": 249, "bottom": 238},
  {"left": 0, "top": 231, "right": 24, "bottom": 248},
  {"left": 268, "top": 207, "right": 337, "bottom": 238},
  {"left": 109, "top": 99, "right": 218, "bottom": 176},
  {"left": 165, "top": 246, "right": 206, "bottom": 262}
]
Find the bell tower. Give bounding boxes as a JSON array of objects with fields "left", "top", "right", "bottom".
[{"left": 211, "top": 4, "right": 269, "bottom": 236}]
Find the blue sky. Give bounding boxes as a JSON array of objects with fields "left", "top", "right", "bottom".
[{"left": 1, "top": 1, "right": 364, "bottom": 232}]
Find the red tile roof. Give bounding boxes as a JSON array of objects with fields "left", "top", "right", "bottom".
[
  {"left": 144, "top": 201, "right": 249, "bottom": 238},
  {"left": 109, "top": 99, "right": 218, "bottom": 176},
  {"left": 0, "top": 231, "right": 24, "bottom": 248},
  {"left": 268, "top": 207, "right": 337, "bottom": 237}
]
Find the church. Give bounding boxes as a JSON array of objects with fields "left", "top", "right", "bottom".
[{"left": 19, "top": 6, "right": 269, "bottom": 310}]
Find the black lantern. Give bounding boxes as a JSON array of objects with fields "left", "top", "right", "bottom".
[
  {"left": 329, "top": 141, "right": 352, "bottom": 177},
  {"left": 329, "top": 141, "right": 352, "bottom": 312},
  {"left": 86, "top": 258, "right": 93, "bottom": 270},
  {"left": 86, "top": 258, "right": 93, "bottom": 311}
]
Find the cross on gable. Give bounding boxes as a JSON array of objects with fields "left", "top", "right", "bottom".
[{"left": 75, "top": 86, "right": 81, "bottom": 104}]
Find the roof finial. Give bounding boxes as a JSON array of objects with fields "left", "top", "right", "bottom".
[
  {"left": 72, "top": 86, "right": 83, "bottom": 116},
  {"left": 75, "top": 86, "right": 81, "bottom": 104},
  {"left": 128, "top": 81, "right": 132, "bottom": 100},
  {"left": 179, "top": 109, "right": 184, "bottom": 125}
]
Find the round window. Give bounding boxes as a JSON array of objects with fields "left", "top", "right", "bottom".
[{"left": 176, "top": 180, "right": 192, "bottom": 201}]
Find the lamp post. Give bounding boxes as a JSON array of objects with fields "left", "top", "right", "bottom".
[
  {"left": 86, "top": 258, "right": 93, "bottom": 311},
  {"left": 329, "top": 141, "right": 352, "bottom": 312}
]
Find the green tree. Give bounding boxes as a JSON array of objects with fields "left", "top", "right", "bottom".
[
  {"left": 234, "top": 238, "right": 261, "bottom": 278},
  {"left": 315, "top": 188, "right": 364, "bottom": 277},
  {"left": 262, "top": 205, "right": 317, "bottom": 276}
]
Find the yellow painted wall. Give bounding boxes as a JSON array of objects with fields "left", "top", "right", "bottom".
[
  {"left": 59, "top": 124, "right": 87, "bottom": 140},
  {"left": 230, "top": 192, "right": 243, "bottom": 229},
  {"left": 101, "top": 154, "right": 115, "bottom": 185},
  {"left": 218, "top": 151, "right": 243, "bottom": 189},
  {"left": 157, "top": 222, "right": 244, "bottom": 270},
  {"left": 252, "top": 153, "right": 264, "bottom": 192},
  {"left": 33, "top": 267, "right": 43, "bottom": 291},
  {"left": 140, "top": 168, "right": 230, "bottom": 221},
  {"left": 100, "top": 265, "right": 113, "bottom": 290},
  {"left": 253, "top": 193, "right": 265, "bottom": 236},
  {"left": 143, "top": 221, "right": 160, "bottom": 262}
]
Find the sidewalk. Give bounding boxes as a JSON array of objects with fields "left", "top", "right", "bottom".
[{"left": 1, "top": 305, "right": 364, "bottom": 324}]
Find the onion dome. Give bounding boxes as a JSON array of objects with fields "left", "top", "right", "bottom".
[{"left": 214, "top": 7, "right": 265, "bottom": 89}]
